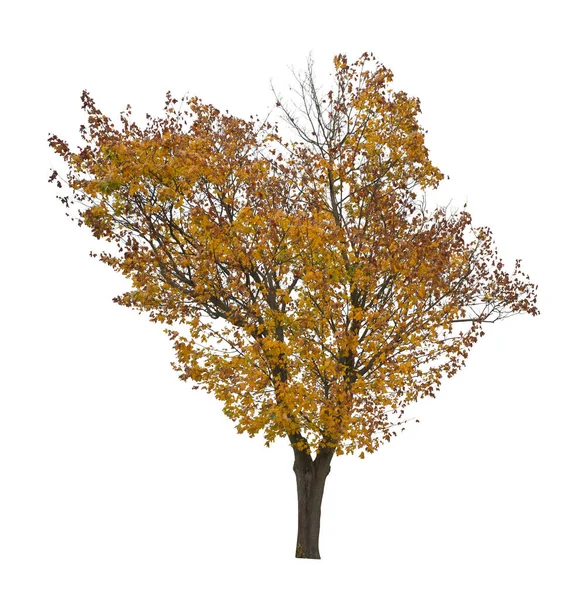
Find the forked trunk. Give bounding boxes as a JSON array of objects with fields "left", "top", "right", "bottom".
[{"left": 293, "top": 446, "right": 334, "bottom": 559}]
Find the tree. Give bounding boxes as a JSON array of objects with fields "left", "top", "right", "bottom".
[{"left": 48, "top": 53, "right": 539, "bottom": 559}]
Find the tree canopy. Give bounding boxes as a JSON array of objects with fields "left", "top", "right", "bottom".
[{"left": 49, "top": 53, "right": 539, "bottom": 459}]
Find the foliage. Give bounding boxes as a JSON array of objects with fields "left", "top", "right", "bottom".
[{"left": 49, "top": 53, "right": 539, "bottom": 458}]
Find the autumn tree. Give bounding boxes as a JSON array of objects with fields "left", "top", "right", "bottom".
[{"left": 48, "top": 53, "right": 538, "bottom": 559}]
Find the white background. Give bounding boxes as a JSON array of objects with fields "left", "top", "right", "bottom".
[{"left": 1, "top": 1, "right": 580, "bottom": 598}]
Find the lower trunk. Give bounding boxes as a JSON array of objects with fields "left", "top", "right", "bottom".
[{"left": 293, "top": 446, "right": 334, "bottom": 559}]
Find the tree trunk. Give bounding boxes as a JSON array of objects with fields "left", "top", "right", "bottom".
[{"left": 293, "top": 446, "right": 334, "bottom": 559}]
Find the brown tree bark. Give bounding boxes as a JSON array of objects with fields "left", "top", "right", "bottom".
[{"left": 292, "top": 445, "right": 334, "bottom": 559}]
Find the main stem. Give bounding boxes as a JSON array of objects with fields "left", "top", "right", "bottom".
[{"left": 293, "top": 445, "right": 334, "bottom": 559}]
